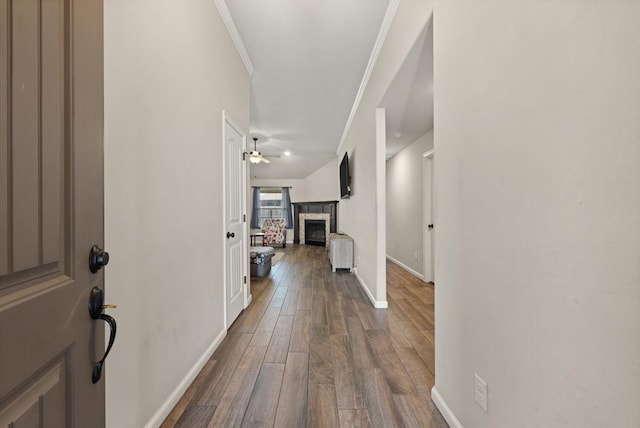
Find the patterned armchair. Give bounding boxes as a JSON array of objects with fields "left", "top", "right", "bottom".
[{"left": 262, "top": 218, "right": 287, "bottom": 248}]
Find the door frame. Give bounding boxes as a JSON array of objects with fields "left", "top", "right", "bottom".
[
  {"left": 423, "top": 149, "right": 434, "bottom": 282},
  {"left": 221, "top": 110, "right": 248, "bottom": 330}
]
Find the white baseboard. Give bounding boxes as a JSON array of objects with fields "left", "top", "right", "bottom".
[
  {"left": 245, "top": 293, "right": 253, "bottom": 308},
  {"left": 353, "top": 271, "right": 388, "bottom": 309},
  {"left": 143, "top": 328, "right": 227, "bottom": 428},
  {"left": 431, "top": 386, "right": 463, "bottom": 428},
  {"left": 386, "top": 255, "right": 424, "bottom": 281}
]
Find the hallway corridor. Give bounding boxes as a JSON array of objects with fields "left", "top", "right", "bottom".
[{"left": 161, "top": 245, "right": 447, "bottom": 427}]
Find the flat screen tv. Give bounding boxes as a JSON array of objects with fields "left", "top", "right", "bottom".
[{"left": 339, "top": 152, "right": 351, "bottom": 199}]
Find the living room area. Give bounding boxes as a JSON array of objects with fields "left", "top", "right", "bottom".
[{"left": 247, "top": 157, "right": 343, "bottom": 275}]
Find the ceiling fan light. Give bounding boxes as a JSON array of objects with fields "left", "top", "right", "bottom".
[{"left": 249, "top": 156, "right": 261, "bottom": 164}]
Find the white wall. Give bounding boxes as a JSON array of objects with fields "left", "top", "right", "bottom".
[
  {"left": 304, "top": 157, "right": 340, "bottom": 202},
  {"left": 250, "top": 157, "right": 340, "bottom": 206},
  {"left": 104, "top": 2, "right": 250, "bottom": 427},
  {"left": 338, "top": 1, "right": 434, "bottom": 305},
  {"left": 386, "top": 130, "right": 433, "bottom": 277},
  {"left": 434, "top": 1, "right": 640, "bottom": 427}
]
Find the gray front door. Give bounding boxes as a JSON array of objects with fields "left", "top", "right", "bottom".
[{"left": 0, "top": 0, "right": 105, "bottom": 426}]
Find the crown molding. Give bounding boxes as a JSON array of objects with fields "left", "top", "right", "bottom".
[
  {"left": 335, "top": 0, "right": 400, "bottom": 156},
  {"left": 214, "top": 0, "right": 255, "bottom": 77}
]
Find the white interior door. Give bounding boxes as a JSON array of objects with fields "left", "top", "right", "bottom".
[
  {"left": 423, "top": 151, "right": 434, "bottom": 282},
  {"left": 224, "top": 113, "right": 246, "bottom": 328}
]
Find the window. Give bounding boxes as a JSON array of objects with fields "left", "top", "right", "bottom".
[
  {"left": 258, "top": 188, "right": 282, "bottom": 227},
  {"left": 250, "top": 186, "right": 293, "bottom": 229}
]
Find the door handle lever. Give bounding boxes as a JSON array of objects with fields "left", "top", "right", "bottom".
[
  {"left": 226, "top": 232, "right": 235, "bottom": 239},
  {"left": 92, "top": 313, "right": 116, "bottom": 384},
  {"left": 88, "top": 287, "right": 117, "bottom": 384}
]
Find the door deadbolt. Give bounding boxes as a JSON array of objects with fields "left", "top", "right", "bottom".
[{"left": 89, "top": 245, "right": 110, "bottom": 273}]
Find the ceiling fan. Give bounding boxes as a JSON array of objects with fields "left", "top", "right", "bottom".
[{"left": 246, "top": 137, "right": 278, "bottom": 164}]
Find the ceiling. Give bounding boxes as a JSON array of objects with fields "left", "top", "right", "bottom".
[
  {"left": 225, "top": 0, "right": 391, "bottom": 179},
  {"left": 382, "top": 18, "right": 434, "bottom": 160},
  {"left": 224, "top": 1, "right": 433, "bottom": 177}
]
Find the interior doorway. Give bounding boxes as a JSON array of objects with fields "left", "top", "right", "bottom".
[{"left": 380, "top": 16, "right": 433, "bottom": 285}]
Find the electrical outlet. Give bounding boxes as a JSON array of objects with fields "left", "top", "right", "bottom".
[{"left": 475, "top": 374, "right": 488, "bottom": 413}]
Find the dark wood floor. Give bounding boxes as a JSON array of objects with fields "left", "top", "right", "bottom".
[{"left": 161, "top": 245, "right": 447, "bottom": 427}]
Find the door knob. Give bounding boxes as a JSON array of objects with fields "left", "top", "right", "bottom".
[
  {"left": 226, "top": 232, "right": 235, "bottom": 239},
  {"left": 88, "top": 287, "right": 117, "bottom": 384},
  {"left": 89, "top": 245, "right": 110, "bottom": 273},
  {"left": 428, "top": 224, "right": 434, "bottom": 230}
]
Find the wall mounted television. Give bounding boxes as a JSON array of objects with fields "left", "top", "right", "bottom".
[{"left": 339, "top": 152, "right": 351, "bottom": 199}]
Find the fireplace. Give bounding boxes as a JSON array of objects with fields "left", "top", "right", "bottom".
[
  {"left": 304, "top": 219, "right": 326, "bottom": 246},
  {"left": 293, "top": 201, "right": 338, "bottom": 244}
]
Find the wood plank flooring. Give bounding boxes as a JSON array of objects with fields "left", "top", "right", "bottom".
[{"left": 161, "top": 245, "right": 448, "bottom": 428}]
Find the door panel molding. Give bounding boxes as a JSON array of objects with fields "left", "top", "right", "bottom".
[
  {"left": 0, "top": 273, "right": 71, "bottom": 312},
  {"left": 1, "top": 0, "right": 68, "bottom": 278},
  {"left": 11, "top": 0, "right": 41, "bottom": 273},
  {"left": 0, "top": 262, "right": 60, "bottom": 291},
  {"left": 229, "top": 240, "right": 242, "bottom": 303},
  {"left": 0, "top": 356, "right": 67, "bottom": 427}
]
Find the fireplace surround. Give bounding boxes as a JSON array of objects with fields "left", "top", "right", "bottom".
[
  {"left": 298, "top": 213, "right": 330, "bottom": 245},
  {"left": 293, "top": 201, "right": 338, "bottom": 245}
]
